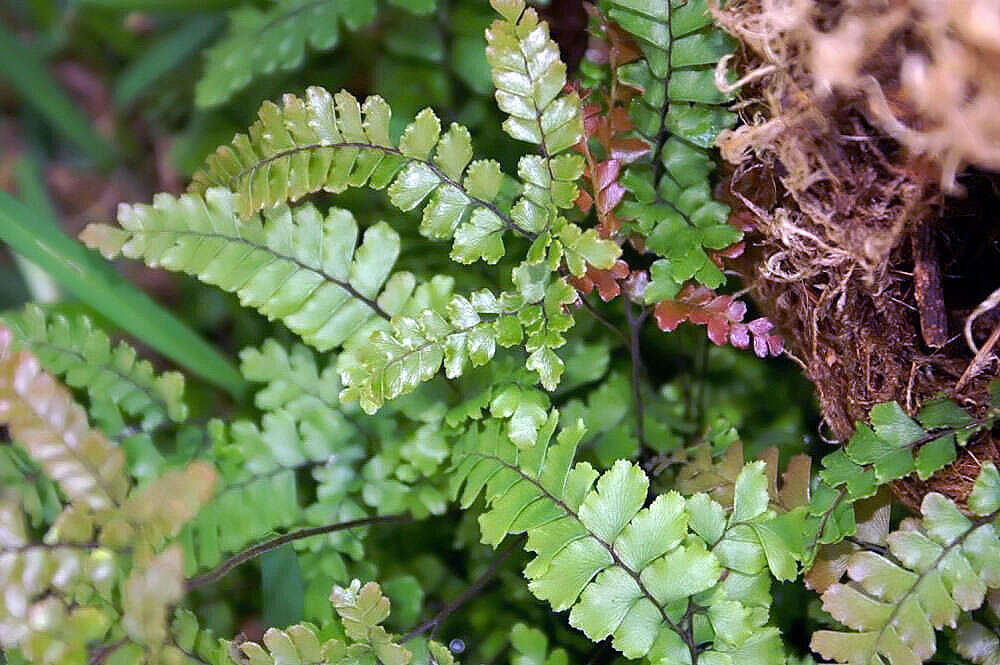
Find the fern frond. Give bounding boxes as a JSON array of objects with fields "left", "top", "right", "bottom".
[
  {"left": 196, "top": 0, "right": 378, "bottom": 108},
  {"left": 487, "top": 0, "right": 583, "bottom": 157},
  {"left": 339, "top": 292, "right": 501, "bottom": 415},
  {"left": 82, "top": 195, "right": 425, "bottom": 353},
  {"left": 2, "top": 304, "right": 187, "bottom": 436},
  {"left": 0, "top": 325, "right": 128, "bottom": 512},
  {"left": 803, "top": 395, "right": 993, "bottom": 563},
  {"left": 600, "top": 0, "right": 741, "bottom": 292},
  {"left": 339, "top": 261, "right": 582, "bottom": 412},
  {"left": 224, "top": 580, "right": 429, "bottom": 665},
  {"left": 0, "top": 325, "right": 216, "bottom": 664},
  {"left": 178, "top": 412, "right": 365, "bottom": 575},
  {"left": 811, "top": 475, "right": 1000, "bottom": 665},
  {"left": 484, "top": 0, "right": 586, "bottom": 236},
  {"left": 188, "top": 88, "right": 524, "bottom": 265},
  {"left": 451, "top": 413, "right": 788, "bottom": 664}
]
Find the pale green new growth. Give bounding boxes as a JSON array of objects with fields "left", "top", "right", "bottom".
[
  {"left": 188, "top": 88, "right": 520, "bottom": 265},
  {"left": 485, "top": 0, "right": 585, "bottom": 234},
  {"left": 451, "top": 412, "right": 786, "bottom": 665},
  {"left": 82, "top": 194, "right": 413, "bottom": 353}
]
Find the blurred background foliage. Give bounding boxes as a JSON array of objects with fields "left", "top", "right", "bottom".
[{"left": 0, "top": 0, "right": 821, "bottom": 659}]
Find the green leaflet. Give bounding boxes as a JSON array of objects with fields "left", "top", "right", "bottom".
[
  {"left": 601, "top": 0, "right": 741, "bottom": 293},
  {"left": 82, "top": 192, "right": 416, "bottom": 354},
  {"left": 189, "top": 88, "right": 520, "bottom": 265},
  {"left": 167, "top": 609, "right": 232, "bottom": 665},
  {"left": 222, "top": 580, "right": 448, "bottom": 665},
  {"left": 338, "top": 263, "right": 581, "bottom": 413},
  {"left": 179, "top": 342, "right": 367, "bottom": 575},
  {"left": 485, "top": 0, "right": 592, "bottom": 258},
  {"left": 802, "top": 392, "right": 995, "bottom": 563},
  {"left": 811, "top": 476, "right": 1000, "bottom": 665},
  {"left": 953, "top": 613, "right": 1000, "bottom": 665},
  {"left": 2, "top": 304, "right": 188, "bottom": 436},
  {"left": 177, "top": 416, "right": 362, "bottom": 576},
  {"left": 196, "top": 0, "right": 378, "bottom": 108},
  {"left": 510, "top": 623, "right": 568, "bottom": 665},
  {"left": 450, "top": 411, "right": 787, "bottom": 665},
  {"left": 181, "top": 337, "right": 457, "bottom": 577}
]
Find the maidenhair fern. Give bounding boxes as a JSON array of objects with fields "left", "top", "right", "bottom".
[
  {"left": 1, "top": 305, "right": 188, "bottom": 436},
  {"left": 451, "top": 411, "right": 787, "bottom": 664},
  {"left": 602, "top": 0, "right": 739, "bottom": 296},
  {"left": 812, "top": 469, "right": 1000, "bottom": 665},
  {"left": 8, "top": 2, "right": 1000, "bottom": 665},
  {"left": 0, "top": 324, "right": 215, "bottom": 663},
  {"left": 83, "top": 198, "right": 413, "bottom": 353},
  {"left": 186, "top": 88, "right": 522, "bottom": 263}
]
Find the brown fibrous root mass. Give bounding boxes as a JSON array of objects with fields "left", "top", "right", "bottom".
[{"left": 710, "top": 0, "right": 1000, "bottom": 511}]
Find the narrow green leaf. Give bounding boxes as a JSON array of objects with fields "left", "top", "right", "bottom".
[
  {"left": 0, "top": 22, "right": 115, "bottom": 166},
  {"left": 261, "top": 545, "right": 305, "bottom": 628},
  {"left": 114, "top": 16, "right": 223, "bottom": 109},
  {"left": 0, "top": 192, "right": 245, "bottom": 397}
]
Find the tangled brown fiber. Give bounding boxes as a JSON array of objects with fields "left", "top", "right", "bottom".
[{"left": 710, "top": 0, "right": 1000, "bottom": 511}]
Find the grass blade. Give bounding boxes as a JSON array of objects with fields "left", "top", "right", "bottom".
[
  {"left": 0, "top": 22, "right": 116, "bottom": 167},
  {"left": 114, "top": 16, "right": 223, "bottom": 109},
  {"left": 0, "top": 191, "right": 246, "bottom": 398}
]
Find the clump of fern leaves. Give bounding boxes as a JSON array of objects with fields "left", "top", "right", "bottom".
[{"left": 5, "top": 3, "right": 1000, "bottom": 665}]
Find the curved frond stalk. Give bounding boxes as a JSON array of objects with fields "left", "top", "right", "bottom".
[
  {"left": 811, "top": 465, "right": 1000, "bottom": 665},
  {"left": 196, "top": 0, "right": 379, "bottom": 108},
  {"left": 189, "top": 88, "right": 525, "bottom": 265},
  {"left": 2, "top": 304, "right": 188, "bottom": 436},
  {"left": 600, "top": 0, "right": 741, "bottom": 293},
  {"left": 177, "top": 411, "right": 366, "bottom": 575},
  {"left": 451, "top": 412, "right": 788, "bottom": 665},
  {"left": 0, "top": 325, "right": 128, "bottom": 512},
  {"left": 82, "top": 193, "right": 425, "bottom": 353}
]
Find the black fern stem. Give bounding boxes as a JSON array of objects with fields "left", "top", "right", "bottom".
[
  {"left": 184, "top": 514, "right": 410, "bottom": 590},
  {"left": 401, "top": 535, "right": 525, "bottom": 643},
  {"left": 625, "top": 301, "right": 650, "bottom": 453}
]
